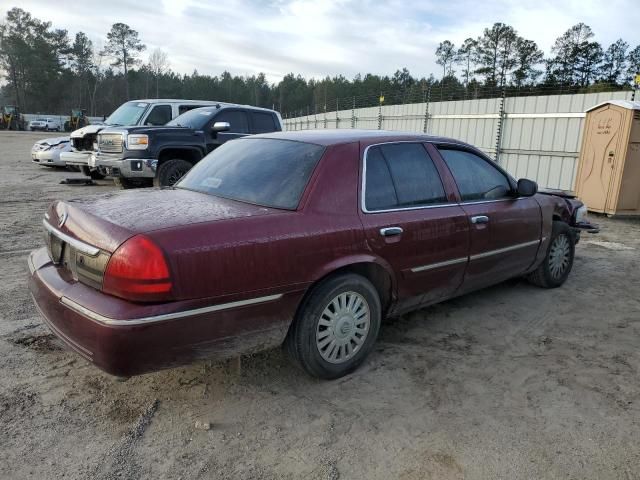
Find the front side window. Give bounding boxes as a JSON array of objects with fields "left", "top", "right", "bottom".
[
  {"left": 438, "top": 148, "right": 512, "bottom": 201},
  {"left": 177, "top": 138, "right": 324, "bottom": 210},
  {"left": 144, "top": 105, "right": 172, "bottom": 126},
  {"left": 214, "top": 110, "right": 249, "bottom": 133},
  {"left": 364, "top": 143, "right": 447, "bottom": 212}
]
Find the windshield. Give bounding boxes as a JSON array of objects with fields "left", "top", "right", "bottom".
[
  {"left": 177, "top": 138, "right": 325, "bottom": 210},
  {"left": 105, "top": 101, "right": 149, "bottom": 126},
  {"left": 166, "top": 108, "right": 215, "bottom": 129}
]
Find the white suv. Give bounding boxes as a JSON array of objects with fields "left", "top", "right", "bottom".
[{"left": 29, "top": 118, "right": 62, "bottom": 131}]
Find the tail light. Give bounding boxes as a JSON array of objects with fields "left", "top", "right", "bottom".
[{"left": 103, "top": 235, "right": 172, "bottom": 302}]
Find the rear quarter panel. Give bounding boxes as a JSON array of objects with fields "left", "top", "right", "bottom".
[{"left": 148, "top": 141, "right": 372, "bottom": 303}]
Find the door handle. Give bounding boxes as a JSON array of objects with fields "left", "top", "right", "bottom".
[
  {"left": 380, "top": 227, "right": 403, "bottom": 237},
  {"left": 471, "top": 215, "right": 489, "bottom": 224}
]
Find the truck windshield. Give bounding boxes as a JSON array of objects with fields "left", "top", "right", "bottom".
[
  {"left": 105, "top": 102, "right": 149, "bottom": 126},
  {"left": 177, "top": 138, "right": 325, "bottom": 210},
  {"left": 166, "top": 108, "right": 215, "bottom": 129}
]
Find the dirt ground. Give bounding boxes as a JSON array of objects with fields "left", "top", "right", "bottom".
[{"left": 0, "top": 130, "right": 639, "bottom": 480}]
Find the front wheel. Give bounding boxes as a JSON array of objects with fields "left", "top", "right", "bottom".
[
  {"left": 114, "top": 177, "right": 153, "bottom": 189},
  {"left": 154, "top": 159, "right": 192, "bottom": 187},
  {"left": 527, "top": 221, "right": 575, "bottom": 288},
  {"left": 285, "top": 274, "right": 381, "bottom": 379}
]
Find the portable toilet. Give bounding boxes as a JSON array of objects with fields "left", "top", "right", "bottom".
[{"left": 575, "top": 100, "right": 640, "bottom": 216}]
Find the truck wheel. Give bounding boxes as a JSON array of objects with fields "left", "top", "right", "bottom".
[
  {"left": 154, "top": 159, "right": 192, "bottom": 187},
  {"left": 527, "top": 221, "right": 575, "bottom": 289},
  {"left": 114, "top": 177, "right": 153, "bottom": 189},
  {"left": 285, "top": 274, "right": 381, "bottom": 379},
  {"left": 80, "top": 166, "right": 105, "bottom": 180}
]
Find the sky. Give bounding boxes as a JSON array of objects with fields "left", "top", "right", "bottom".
[{"left": 3, "top": 0, "right": 639, "bottom": 83}]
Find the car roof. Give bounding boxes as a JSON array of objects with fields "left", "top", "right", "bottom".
[
  {"left": 183, "top": 104, "right": 279, "bottom": 114},
  {"left": 129, "top": 99, "right": 219, "bottom": 105},
  {"left": 250, "top": 129, "right": 472, "bottom": 147}
]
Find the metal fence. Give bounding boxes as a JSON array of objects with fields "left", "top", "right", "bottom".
[
  {"left": 22, "top": 113, "right": 104, "bottom": 128},
  {"left": 283, "top": 90, "right": 634, "bottom": 191}
]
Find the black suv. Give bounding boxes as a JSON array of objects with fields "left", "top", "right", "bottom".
[{"left": 92, "top": 103, "right": 283, "bottom": 188}]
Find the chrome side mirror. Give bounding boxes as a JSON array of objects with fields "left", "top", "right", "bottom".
[{"left": 212, "top": 121, "right": 230, "bottom": 132}]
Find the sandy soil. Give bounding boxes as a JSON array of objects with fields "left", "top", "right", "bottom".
[{"left": 1, "top": 130, "right": 639, "bottom": 479}]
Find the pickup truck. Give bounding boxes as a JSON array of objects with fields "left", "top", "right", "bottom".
[
  {"left": 93, "top": 104, "right": 283, "bottom": 188},
  {"left": 61, "top": 99, "right": 218, "bottom": 179}
]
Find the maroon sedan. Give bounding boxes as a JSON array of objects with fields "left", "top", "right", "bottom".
[{"left": 29, "top": 130, "right": 595, "bottom": 379}]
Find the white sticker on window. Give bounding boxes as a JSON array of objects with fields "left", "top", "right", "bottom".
[
  {"left": 199, "top": 111, "right": 213, "bottom": 116},
  {"left": 137, "top": 103, "right": 148, "bottom": 107},
  {"left": 201, "top": 177, "right": 222, "bottom": 188}
]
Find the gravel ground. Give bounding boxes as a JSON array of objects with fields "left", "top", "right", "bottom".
[{"left": 1, "top": 130, "right": 639, "bottom": 479}]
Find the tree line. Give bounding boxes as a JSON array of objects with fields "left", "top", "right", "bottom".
[{"left": 0, "top": 7, "right": 638, "bottom": 119}]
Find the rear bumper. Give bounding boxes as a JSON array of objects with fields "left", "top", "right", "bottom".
[{"left": 28, "top": 247, "right": 297, "bottom": 376}]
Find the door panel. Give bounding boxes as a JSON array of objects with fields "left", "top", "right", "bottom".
[
  {"left": 459, "top": 198, "right": 541, "bottom": 293},
  {"left": 361, "top": 207, "right": 469, "bottom": 311}
]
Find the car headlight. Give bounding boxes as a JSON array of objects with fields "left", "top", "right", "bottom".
[
  {"left": 127, "top": 134, "right": 149, "bottom": 150},
  {"left": 575, "top": 204, "right": 588, "bottom": 224}
]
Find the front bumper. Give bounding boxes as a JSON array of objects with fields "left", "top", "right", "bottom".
[
  {"left": 31, "top": 149, "right": 66, "bottom": 166},
  {"left": 93, "top": 152, "right": 157, "bottom": 179},
  {"left": 28, "top": 247, "right": 294, "bottom": 377},
  {"left": 61, "top": 150, "right": 93, "bottom": 167}
]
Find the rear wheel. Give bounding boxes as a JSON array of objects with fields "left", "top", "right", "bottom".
[
  {"left": 527, "top": 221, "right": 575, "bottom": 288},
  {"left": 154, "top": 159, "right": 192, "bottom": 187},
  {"left": 285, "top": 274, "right": 381, "bottom": 379}
]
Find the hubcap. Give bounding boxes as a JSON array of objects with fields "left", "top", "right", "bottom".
[
  {"left": 549, "top": 234, "right": 571, "bottom": 279},
  {"left": 316, "top": 291, "right": 370, "bottom": 364}
]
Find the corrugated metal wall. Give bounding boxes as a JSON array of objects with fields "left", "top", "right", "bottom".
[{"left": 284, "top": 90, "right": 632, "bottom": 190}]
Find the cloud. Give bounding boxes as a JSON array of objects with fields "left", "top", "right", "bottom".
[{"left": 2, "top": 0, "right": 637, "bottom": 83}]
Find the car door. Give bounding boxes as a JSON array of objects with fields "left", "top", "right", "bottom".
[
  {"left": 435, "top": 146, "right": 542, "bottom": 294},
  {"left": 358, "top": 142, "right": 469, "bottom": 313},
  {"left": 207, "top": 110, "right": 250, "bottom": 151}
]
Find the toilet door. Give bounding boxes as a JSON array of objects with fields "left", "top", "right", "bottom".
[{"left": 578, "top": 106, "right": 624, "bottom": 212}]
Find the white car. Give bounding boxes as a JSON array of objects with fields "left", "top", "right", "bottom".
[
  {"left": 31, "top": 137, "right": 71, "bottom": 167},
  {"left": 29, "top": 118, "right": 61, "bottom": 131}
]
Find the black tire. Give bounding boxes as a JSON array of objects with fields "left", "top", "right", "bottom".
[
  {"left": 527, "top": 221, "right": 575, "bottom": 288},
  {"left": 154, "top": 159, "right": 193, "bottom": 187},
  {"left": 80, "top": 166, "right": 105, "bottom": 180},
  {"left": 285, "top": 273, "right": 382, "bottom": 379},
  {"left": 114, "top": 176, "right": 153, "bottom": 189}
]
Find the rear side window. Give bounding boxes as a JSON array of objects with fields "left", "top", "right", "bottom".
[
  {"left": 438, "top": 148, "right": 511, "bottom": 201},
  {"left": 250, "top": 112, "right": 278, "bottom": 133},
  {"left": 364, "top": 143, "right": 447, "bottom": 211},
  {"left": 214, "top": 110, "right": 249, "bottom": 133},
  {"left": 144, "top": 105, "right": 172, "bottom": 125}
]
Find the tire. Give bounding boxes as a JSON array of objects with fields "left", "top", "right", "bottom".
[
  {"left": 114, "top": 176, "right": 153, "bottom": 189},
  {"left": 154, "top": 158, "right": 193, "bottom": 187},
  {"left": 80, "top": 166, "right": 104, "bottom": 180},
  {"left": 527, "top": 221, "right": 575, "bottom": 288},
  {"left": 285, "top": 273, "right": 382, "bottom": 379}
]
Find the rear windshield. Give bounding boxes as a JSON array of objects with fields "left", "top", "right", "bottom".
[
  {"left": 105, "top": 102, "right": 149, "bottom": 126},
  {"left": 177, "top": 138, "right": 325, "bottom": 210}
]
